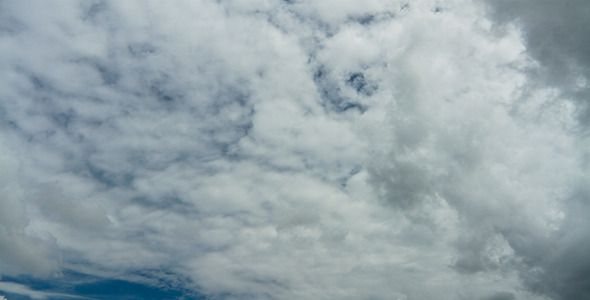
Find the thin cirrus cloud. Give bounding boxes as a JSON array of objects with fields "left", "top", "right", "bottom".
[{"left": 0, "top": 0, "right": 588, "bottom": 299}]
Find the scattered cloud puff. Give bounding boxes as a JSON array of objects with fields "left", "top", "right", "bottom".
[{"left": 1, "top": 0, "right": 588, "bottom": 299}]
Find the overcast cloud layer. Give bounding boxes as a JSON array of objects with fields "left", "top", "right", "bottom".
[{"left": 1, "top": 1, "right": 589, "bottom": 299}]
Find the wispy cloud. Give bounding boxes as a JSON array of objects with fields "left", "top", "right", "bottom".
[{"left": 0, "top": 281, "right": 90, "bottom": 299}]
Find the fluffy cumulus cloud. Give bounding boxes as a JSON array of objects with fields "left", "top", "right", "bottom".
[{"left": 0, "top": 0, "right": 588, "bottom": 299}]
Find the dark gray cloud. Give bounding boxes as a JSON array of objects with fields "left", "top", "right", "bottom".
[{"left": 479, "top": 291, "right": 516, "bottom": 300}]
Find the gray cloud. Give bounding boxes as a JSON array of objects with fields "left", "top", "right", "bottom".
[
  {"left": 482, "top": 1, "right": 590, "bottom": 299},
  {"left": 485, "top": 0, "right": 590, "bottom": 130},
  {"left": 1, "top": 0, "right": 588, "bottom": 299}
]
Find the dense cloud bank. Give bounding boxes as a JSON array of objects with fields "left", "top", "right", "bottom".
[
  {"left": 485, "top": 0, "right": 590, "bottom": 130},
  {"left": 1, "top": 1, "right": 588, "bottom": 299}
]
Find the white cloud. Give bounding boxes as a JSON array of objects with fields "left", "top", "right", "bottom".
[
  {"left": 0, "top": 281, "right": 84, "bottom": 299},
  {"left": 0, "top": 0, "right": 588, "bottom": 299},
  {"left": 0, "top": 145, "right": 61, "bottom": 277}
]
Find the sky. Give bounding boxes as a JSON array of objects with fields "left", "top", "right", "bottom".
[{"left": 0, "top": 0, "right": 589, "bottom": 299}]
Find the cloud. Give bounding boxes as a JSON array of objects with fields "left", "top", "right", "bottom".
[
  {"left": 0, "top": 0, "right": 588, "bottom": 299},
  {"left": 0, "top": 281, "right": 84, "bottom": 299},
  {"left": 482, "top": 1, "right": 590, "bottom": 299},
  {"left": 484, "top": 0, "right": 590, "bottom": 130},
  {"left": 0, "top": 147, "right": 61, "bottom": 277}
]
